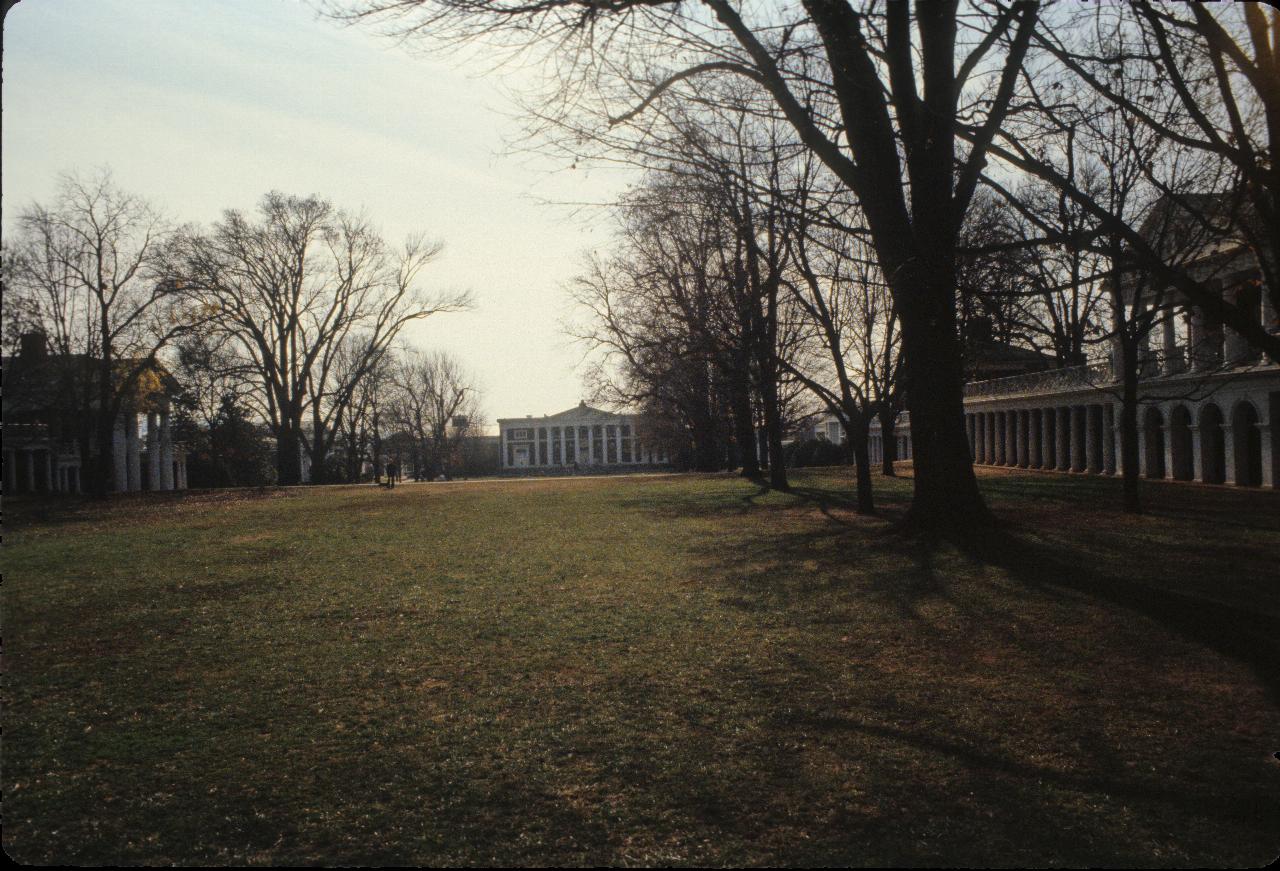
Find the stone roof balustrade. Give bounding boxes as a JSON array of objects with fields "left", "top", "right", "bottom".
[{"left": 963, "top": 362, "right": 1116, "bottom": 401}]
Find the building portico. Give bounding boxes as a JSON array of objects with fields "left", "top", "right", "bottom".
[{"left": 497, "top": 402, "right": 670, "bottom": 474}]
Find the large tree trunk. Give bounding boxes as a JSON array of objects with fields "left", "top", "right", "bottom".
[
  {"left": 728, "top": 365, "right": 761, "bottom": 478},
  {"left": 276, "top": 421, "right": 303, "bottom": 486},
  {"left": 691, "top": 417, "right": 722, "bottom": 472},
  {"left": 849, "top": 412, "right": 874, "bottom": 514},
  {"left": 878, "top": 405, "right": 899, "bottom": 477},
  {"left": 1119, "top": 341, "right": 1143, "bottom": 514},
  {"left": 895, "top": 265, "right": 990, "bottom": 531},
  {"left": 92, "top": 349, "right": 115, "bottom": 497},
  {"left": 758, "top": 365, "right": 788, "bottom": 490}
]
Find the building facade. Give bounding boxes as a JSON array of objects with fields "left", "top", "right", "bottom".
[
  {"left": 3, "top": 332, "right": 189, "bottom": 495},
  {"left": 964, "top": 356, "right": 1278, "bottom": 489},
  {"left": 820, "top": 328, "right": 1279, "bottom": 490},
  {"left": 497, "top": 402, "right": 670, "bottom": 473}
]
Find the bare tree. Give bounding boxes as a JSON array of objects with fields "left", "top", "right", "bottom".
[
  {"left": 6, "top": 169, "right": 197, "bottom": 495},
  {"left": 990, "top": 44, "right": 1235, "bottom": 513},
  {"left": 169, "top": 192, "right": 470, "bottom": 485},
  {"left": 388, "top": 348, "right": 481, "bottom": 480},
  {"left": 994, "top": 1, "right": 1280, "bottom": 362},
  {"left": 779, "top": 169, "right": 902, "bottom": 512},
  {"left": 338, "top": 0, "right": 1043, "bottom": 531}
]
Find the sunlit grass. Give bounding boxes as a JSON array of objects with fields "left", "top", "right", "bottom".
[{"left": 4, "top": 469, "right": 1279, "bottom": 866}]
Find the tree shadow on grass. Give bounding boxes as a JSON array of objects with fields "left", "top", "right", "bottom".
[
  {"left": 671, "top": 512, "right": 1280, "bottom": 863},
  {"left": 959, "top": 523, "right": 1280, "bottom": 705}
]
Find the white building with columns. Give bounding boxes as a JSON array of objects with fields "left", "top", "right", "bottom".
[
  {"left": 963, "top": 353, "right": 1278, "bottom": 490},
  {"left": 3, "top": 332, "right": 189, "bottom": 495},
  {"left": 498, "top": 402, "right": 670, "bottom": 473}
]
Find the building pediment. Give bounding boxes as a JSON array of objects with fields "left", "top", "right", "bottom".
[{"left": 499, "top": 402, "right": 634, "bottom": 426}]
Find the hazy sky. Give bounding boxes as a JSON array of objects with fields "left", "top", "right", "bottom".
[{"left": 2, "top": 0, "right": 634, "bottom": 427}]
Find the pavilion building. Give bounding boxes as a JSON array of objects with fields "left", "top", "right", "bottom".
[
  {"left": 497, "top": 402, "right": 670, "bottom": 473},
  {"left": 2, "top": 332, "right": 189, "bottom": 495}
]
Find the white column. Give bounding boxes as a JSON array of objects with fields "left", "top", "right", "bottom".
[
  {"left": 1054, "top": 407, "right": 1069, "bottom": 471},
  {"left": 1162, "top": 422, "right": 1177, "bottom": 481},
  {"left": 1086, "top": 405, "right": 1102, "bottom": 474},
  {"left": 1070, "top": 406, "right": 1085, "bottom": 472},
  {"left": 1162, "top": 316, "right": 1179, "bottom": 375},
  {"left": 160, "top": 413, "right": 175, "bottom": 490},
  {"left": 1102, "top": 404, "right": 1116, "bottom": 475},
  {"left": 1012, "top": 411, "right": 1024, "bottom": 467},
  {"left": 113, "top": 418, "right": 129, "bottom": 492},
  {"left": 1188, "top": 308, "right": 1207, "bottom": 372},
  {"left": 614, "top": 425, "right": 622, "bottom": 467},
  {"left": 588, "top": 426, "right": 595, "bottom": 464},
  {"left": 1003, "top": 411, "right": 1014, "bottom": 466},
  {"left": 1041, "top": 408, "right": 1054, "bottom": 470},
  {"left": 1222, "top": 423, "right": 1236, "bottom": 485},
  {"left": 1189, "top": 424, "right": 1203, "bottom": 482},
  {"left": 1224, "top": 286, "right": 1250, "bottom": 365},
  {"left": 1024, "top": 409, "right": 1034, "bottom": 468},
  {"left": 1258, "top": 423, "right": 1274, "bottom": 488},
  {"left": 500, "top": 426, "right": 507, "bottom": 470},
  {"left": 44, "top": 450, "right": 54, "bottom": 492},
  {"left": 147, "top": 412, "right": 161, "bottom": 488},
  {"left": 1137, "top": 423, "right": 1150, "bottom": 478},
  {"left": 125, "top": 412, "right": 142, "bottom": 491},
  {"left": 994, "top": 412, "right": 1005, "bottom": 465}
]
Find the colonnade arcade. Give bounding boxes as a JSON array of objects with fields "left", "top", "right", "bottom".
[{"left": 965, "top": 388, "right": 1277, "bottom": 489}]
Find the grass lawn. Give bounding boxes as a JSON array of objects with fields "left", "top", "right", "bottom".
[{"left": 4, "top": 468, "right": 1279, "bottom": 866}]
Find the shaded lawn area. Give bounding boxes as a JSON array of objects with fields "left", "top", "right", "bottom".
[{"left": 3, "top": 469, "right": 1279, "bottom": 867}]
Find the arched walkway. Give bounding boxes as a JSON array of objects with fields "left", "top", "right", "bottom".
[
  {"left": 1231, "top": 401, "right": 1263, "bottom": 487},
  {"left": 1143, "top": 406, "right": 1166, "bottom": 479},
  {"left": 1169, "top": 405, "right": 1194, "bottom": 481},
  {"left": 1199, "top": 404, "right": 1226, "bottom": 485}
]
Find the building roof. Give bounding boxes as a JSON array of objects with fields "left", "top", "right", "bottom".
[
  {"left": 497, "top": 401, "right": 637, "bottom": 425},
  {"left": 2, "top": 345, "right": 182, "bottom": 419}
]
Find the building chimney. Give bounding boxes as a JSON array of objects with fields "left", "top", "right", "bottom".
[{"left": 19, "top": 331, "right": 48, "bottom": 362}]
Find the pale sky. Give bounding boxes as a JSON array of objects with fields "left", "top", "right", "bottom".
[{"left": 2, "top": 0, "right": 634, "bottom": 429}]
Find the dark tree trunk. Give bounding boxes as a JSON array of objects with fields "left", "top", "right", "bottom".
[
  {"left": 878, "top": 405, "right": 899, "bottom": 476},
  {"left": 895, "top": 265, "right": 990, "bottom": 531},
  {"left": 93, "top": 346, "right": 115, "bottom": 497},
  {"left": 729, "top": 366, "right": 761, "bottom": 477},
  {"left": 691, "top": 419, "right": 721, "bottom": 472},
  {"left": 1119, "top": 341, "right": 1143, "bottom": 514},
  {"left": 849, "top": 413, "right": 875, "bottom": 514},
  {"left": 759, "top": 369, "right": 788, "bottom": 490},
  {"left": 276, "top": 420, "right": 302, "bottom": 486}
]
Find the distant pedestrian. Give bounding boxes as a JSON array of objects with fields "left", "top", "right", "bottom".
[{"left": 386, "top": 462, "right": 397, "bottom": 489}]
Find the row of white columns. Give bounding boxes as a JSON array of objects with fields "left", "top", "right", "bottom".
[
  {"left": 968, "top": 405, "right": 1112, "bottom": 475},
  {"left": 1, "top": 447, "right": 75, "bottom": 494},
  {"left": 500, "top": 422, "right": 667, "bottom": 469},
  {"left": 867, "top": 433, "right": 912, "bottom": 466},
  {"left": 112, "top": 410, "right": 185, "bottom": 492},
  {"left": 967, "top": 401, "right": 1275, "bottom": 488}
]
